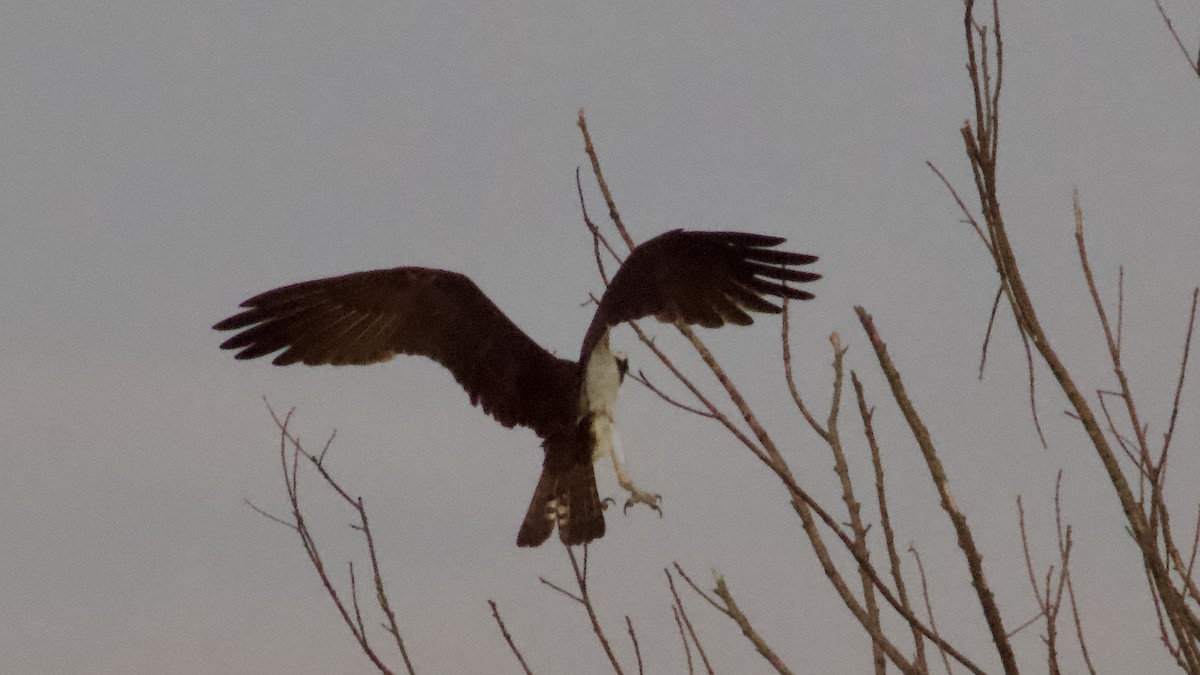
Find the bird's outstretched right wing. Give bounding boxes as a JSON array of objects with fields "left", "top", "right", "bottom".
[{"left": 214, "top": 267, "right": 579, "bottom": 438}]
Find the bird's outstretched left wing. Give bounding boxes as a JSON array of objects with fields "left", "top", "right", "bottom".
[{"left": 580, "top": 230, "right": 820, "bottom": 358}]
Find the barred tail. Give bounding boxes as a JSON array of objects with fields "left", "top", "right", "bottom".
[{"left": 516, "top": 458, "right": 605, "bottom": 547}]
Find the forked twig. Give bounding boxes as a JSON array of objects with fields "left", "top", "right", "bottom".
[
  {"left": 539, "top": 545, "right": 625, "bottom": 674},
  {"left": 578, "top": 109, "right": 635, "bottom": 252},
  {"left": 673, "top": 564, "right": 790, "bottom": 675},
  {"left": 629, "top": 368, "right": 717, "bottom": 419},
  {"left": 853, "top": 372, "right": 928, "bottom": 673},
  {"left": 1055, "top": 474, "right": 1097, "bottom": 675},
  {"left": 857, "top": 306, "right": 1015, "bottom": 673},
  {"left": 666, "top": 568, "right": 714, "bottom": 675},
  {"left": 672, "top": 605, "right": 694, "bottom": 675},
  {"left": 253, "top": 401, "right": 415, "bottom": 675}
]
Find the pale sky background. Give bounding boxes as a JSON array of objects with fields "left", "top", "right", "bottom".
[{"left": 3, "top": 1, "right": 1199, "bottom": 673}]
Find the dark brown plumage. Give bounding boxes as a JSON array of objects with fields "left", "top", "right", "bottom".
[
  {"left": 515, "top": 417, "right": 606, "bottom": 546},
  {"left": 215, "top": 268, "right": 579, "bottom": 437},
  {"left": 580, "top": 230, "right": 818, "bottom": 359},
  {"left": 214, "top": 229, "right": 819, "bottom": 546}
]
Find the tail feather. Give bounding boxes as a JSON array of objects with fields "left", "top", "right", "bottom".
[
  {"left": 516, "top": 460, "right": 605, "bottom": 547},
  {"left": 516, "top": 468, "right": 556, "bottom": 547}
]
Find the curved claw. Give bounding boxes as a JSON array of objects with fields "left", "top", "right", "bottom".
[{"left": 622, "top": 490, "right": 663, "bottom": 517}]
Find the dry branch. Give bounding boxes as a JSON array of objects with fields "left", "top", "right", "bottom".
[{"left": 251, "top": 402, "right": 415, "bottom": 675}]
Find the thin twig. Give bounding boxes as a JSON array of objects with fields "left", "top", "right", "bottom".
[
  {"left": 578, "top": 109, "right": 634, "bottom": 252},
  {"left": 853, "top": 372, "right": 928, "bottom": 673},
  {"left": 782, "top": 296, "right": 832, "bottom": 440},
  {"left": 927, "top": 160, "right": 994, "bottom": 260},
  {"left": 625, "top": 616, "right": 643, "bottom": 675},
  {"left": 672, "top": 605, "right": 694, "bottom": 675},
  {"left": 490, "top": 600, "right": 534, "bottom": 675},
  {"left": 817, "top": 335, "right": 886, "bottom": 674},
  {"left": 1075, "top": 191, "right": 1153, "bottom": 472},
  {"left": 1161, "top": 288, "right": 1197, "bottom": 459},
  {"left": 1018, "top": 321, "right": 1049, "bottom": 449},
  {"left": 540, "top": 546, "right": 624, "bottom": 674},
  {"left": 1116, "top": 266, "right": 1125, "bottom": 357},
  {"left": 626, "top": 320, "right": 770, "bottom": 466},
  {"left": 1073, "top": 196, "right": 1200, "bottom": 664},
  {"left": 629, "top": 369, "right": 717, "bottom": 418},
  {"left": 666, "top": 569, "right": 714, "bottom": 675},
  {"left": 911, "top": 547, "right": 953, "bottom": 675},
  {"left": 1017, "top": 496, "right": 1044, "bottom": 615},
  {"left": 709, "top": 573, "right": 795, "bottom": 675},
  {"left": 1154, "top": 0, "right": 1200, "bottom": 76},
  {"left": 1055, "top": 472, "right": 1097, "bottom": 675},
  {"left": 1005, "top": 612, "right": 1042, "bottom": 639},
  {"left": 1096, "top": 391, "right": 1148, "bottom": 483},
  {"left": 857, "top": 306, "right": 1015, "bottom": 672},
  {"left": 672, "top": 563, "right": 725, "bottom": 614},
  {"left": 979, "top": 285, "right": 1004, "bottom": 379},
  {"left": 258, "top": 402, "right": 412, "bottom": 675},
  {"left": 575, "top": 166, "right": 622, "bottom": 286},
  {"left": 1186, "top": 506, "right": 1200, "bottom": 604}
]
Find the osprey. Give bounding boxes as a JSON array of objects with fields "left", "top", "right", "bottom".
[{"left": 214, "top": 229, "right": 819, "bottom": 546}]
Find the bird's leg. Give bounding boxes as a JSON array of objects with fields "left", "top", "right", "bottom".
[{"left": 608, "top": 435, "right": 662, "bottom": 516}]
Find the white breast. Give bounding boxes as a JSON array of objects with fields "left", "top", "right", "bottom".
[{"left": 581, "top": 333, "right": 623, "bottom": 461}]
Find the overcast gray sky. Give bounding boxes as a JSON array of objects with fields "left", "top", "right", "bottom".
[{"left": 3, "top": 1, "right": 1198, "bottom": 673}]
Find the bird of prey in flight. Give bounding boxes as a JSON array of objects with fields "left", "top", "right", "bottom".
[{"left": 214, "top": 229, "right": 819, "bottom": 547}]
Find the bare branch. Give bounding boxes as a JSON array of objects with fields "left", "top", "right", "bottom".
[
  {"left": 625, "top": 616, "right": 643, "bottom": 675},
  {"left": 578, "top": 109, "right": 634, "bottom": 252},
  {"left": 927, "top": 160, "right": 994, "bottom": 260},
  {"left": 1055, "top": 472, "right": 1097, "bottom": 675},
  {"left": 672, "top": 563, "right": 726, "bottom": 614},
  {"left": 857, "top": 306, "right": 1015, "bottom": 672},
  {"left": 1154, "top": 0, "right": 1200, "bottom": 77},
  {"left": 1017, "top": 496, "right": 1044, "bottom": 614},
  {"left": 1018, "top": 321, "right": 1049, "bottom": 449},
  {"left": 911, "top": 547, "right": 953, "bottom": 675},
  {"left": 666, "top": 568, "right": 714, "bottom": 675},
  {"left": 489, "top": 600, "right": 534, "bottom": 675},
  {"left": 818, "top": 336, "right": 886, "bottom": 674},
  {"left": 1161, "top": 288, "right": 1198, "bottom": 458},
  {"left": 709, "top": 574, "right": 795, "bottom": 675},
  {"left": 629, "top": 368, "right": 717, "bottom": 419},
  {"left": 256, "top": 401, "right": 413, "bottom": 675},
  {"left": 1005, "top": 611, "right": 1041, "bottom": 639},
  {"left": 978, "top": 285, "right": 1004, "bottom": 380},
  {"left": 1117, "top": 266, "right": 1125, "bottom": 357},
  {"left": 540, "top": 546, "right": 625, "bottom": 674},
  {"left": 672, "top": 605, "right": 694, "bottom": 675},
  {"left": 575, "top": 167, "right": 622, "bottom": 286},
  {"left": 782, "top": 297, "right": 832, "bottom": 440},
  {"left": 853, "top": 373, "right": 928, "bottom": 673}
]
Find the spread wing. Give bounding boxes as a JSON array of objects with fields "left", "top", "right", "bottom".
[
  {"left": 214, "top": 267, "right": 579, "bottom": 438},
  {"left": 581, "top": 230, "right": 820, "bottom": 359}
]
